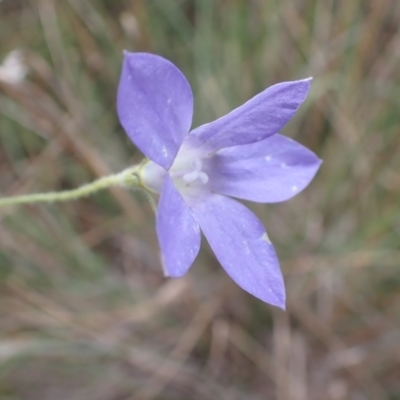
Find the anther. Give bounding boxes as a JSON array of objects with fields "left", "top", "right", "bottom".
[{"left": 183, "top": 170, "right": 200, "bottom": 183}]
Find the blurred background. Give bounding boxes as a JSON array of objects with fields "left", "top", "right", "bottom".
[{"left": 0, "top": 0, "right": 399, "bottom": 399}]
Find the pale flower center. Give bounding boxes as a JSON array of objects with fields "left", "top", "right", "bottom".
[
  {"left": 171, "top": 158, "right": 209, "bottom": 186},
  {"left": 138, "top": 145, "right": 210, "bottom": 197},
  {"left": 169, "top": 149, "right": 209, "bottom": 195}
]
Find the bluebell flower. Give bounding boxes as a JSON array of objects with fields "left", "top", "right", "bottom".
[{"left": 117, "top": 52, "right": 322, "bottom": 308}]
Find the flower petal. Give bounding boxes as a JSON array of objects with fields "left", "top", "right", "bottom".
[
  {"left": 117, "top": 52, "right": 193, "bottom": 169},
  {"left": 156, "top": 175, "right": 201, "bottom": 277},
  {"left": 205, "top": 134, "right": 322, "bottom": 203},
  {"left": 188, "top": 78, "right": 312, "bottom": 152},
  {"left": 191, "top": 194, "right": 285, "bottom": 308}
]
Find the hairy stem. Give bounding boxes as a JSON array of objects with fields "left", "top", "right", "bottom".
[{"left": 0, "top": 165, "right": 141, "bottom": 208}]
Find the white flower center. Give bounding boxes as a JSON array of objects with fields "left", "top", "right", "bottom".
[
  {"left": 172, "top": 158, "right": 209, "bottom": 185},
  {"left": 169, "top": 146, "right": 208, "bottom": 195},
  {"left": 138, "top": 144, "right": 210, "bottom": 197}
]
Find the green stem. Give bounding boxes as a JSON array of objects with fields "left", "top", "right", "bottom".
[{"left": 0, "top": 165, "right": 141, "bottom": 208}]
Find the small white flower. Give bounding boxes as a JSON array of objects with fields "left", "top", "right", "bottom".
[{"left": 0, "top": 50, "right": 28, "bottom": 85}]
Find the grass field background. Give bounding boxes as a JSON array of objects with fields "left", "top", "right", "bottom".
[{"left": 0, "top": 1, "right": 399, "bottom": 399}]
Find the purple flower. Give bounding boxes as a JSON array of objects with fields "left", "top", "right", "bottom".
[{"left": 117, "top": 52, "right": 321, "bottom": 309}]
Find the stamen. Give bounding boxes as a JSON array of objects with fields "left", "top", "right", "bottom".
[
  {"left": 181, "top": 158, "right": 208, "bottom": 185},
  {"left": 170, "top": 151, "right": 209, "bottom": 191},
  {"left": 183, "top": 170, "right": 200, "bottom": 183},
  {"left": 198, "top": 172, "right": 209, "bottom": 184}
]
